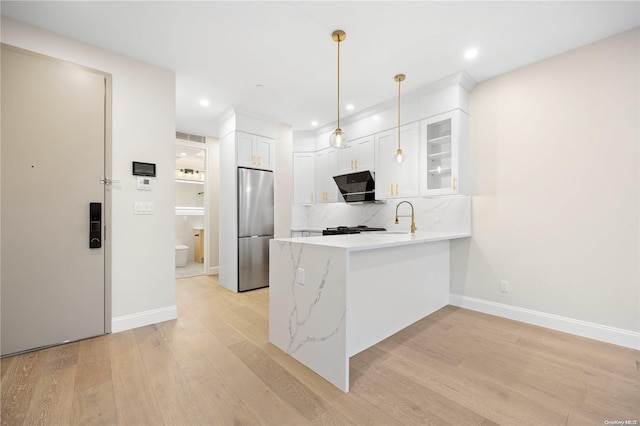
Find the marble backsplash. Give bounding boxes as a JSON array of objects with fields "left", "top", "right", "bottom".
[{"left": 292, "top": 195, "right": 471, "bottom": 235}]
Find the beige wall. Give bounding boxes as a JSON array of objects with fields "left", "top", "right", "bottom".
[
  {"left": 207, "top": 136, "right": 220, "bottom": 272},
  {"left": 2, "top": 17, "right": 177, "bottom": 330},
  {"left": 451, "top": 27, "right": 640, "bottom": 333}
]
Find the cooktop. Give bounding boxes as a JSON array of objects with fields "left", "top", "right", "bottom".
[{"left": 322, "top": 225, "right": 386, "bottom": 235}]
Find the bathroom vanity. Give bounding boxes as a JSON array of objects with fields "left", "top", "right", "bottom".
[{"left": 268, "top": 230, "right": 470, "bottom": 392}]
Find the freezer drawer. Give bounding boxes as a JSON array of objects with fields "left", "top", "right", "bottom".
[{"left": 238, "top": 236, "right": 272, "bottom": 292}]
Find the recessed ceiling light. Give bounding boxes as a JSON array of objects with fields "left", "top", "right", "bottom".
[
  {"left": 200, "top": 99, "right": 210, "bottom": 107},
  {"left": 180, "top": 152, "right": 187, "bottom": 157},
  {"left": 346, "top": 104, "right": 354, "bottom": 111},
  {"left": 311, "top": 120, "right": 318, "bottom": 126},
  {"left": 464, "top": 48, "right": 479, "bottom": 60}
]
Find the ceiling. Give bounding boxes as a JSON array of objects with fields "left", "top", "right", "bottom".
[{"left": 2, "top": 1, "right": 639, "bottom": 138}]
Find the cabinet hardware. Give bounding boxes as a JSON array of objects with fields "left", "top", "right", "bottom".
[
  {"left": 355, "top": 159, "right": 358, "bottom": 170},
  {"left": 452, "top": 176, "right": 457, "bottom": 191}
]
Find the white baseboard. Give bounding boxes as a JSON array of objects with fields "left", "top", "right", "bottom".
[
  {"left": 208, "top": 266, "right": 219, "bottom": 275},
  {"left": 111, "top": 305, "right": 178, "bottom": 333},
  {"left": 449, "top": 294, "right": 640, "bottom": 350}
]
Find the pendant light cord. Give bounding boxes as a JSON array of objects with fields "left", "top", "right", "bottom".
[
  {"left": 337, "top": 37, "right": 341, "bottom": 129},
  {"left": 397, "top": 76, "right": 401, "bottom": 150}
]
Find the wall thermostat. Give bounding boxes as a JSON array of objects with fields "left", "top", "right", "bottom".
[
  {"left": 137, "top": 177, "right": 152, "bottom": 191},
  {"left": 132, "top": 161, "right": 156, "bottom": 177}
]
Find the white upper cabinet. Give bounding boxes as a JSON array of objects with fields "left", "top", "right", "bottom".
[
  {"left": 337, "top": 135, "right": 375, "bottom": 174},
  {"left": 374, "top": 121, "right": 420, "bottom": 200},
  {"left": 315, "top": 148, "right": 338, "bottom": 203},
  {"left": 293, "top": 152, "right": 315, "bottom": 205},
  {"left": 420, "top": 110, "right": 469, "bottom": 196},
  {"left": 237, "top": 131, "right": 274, "bottom": 170}
]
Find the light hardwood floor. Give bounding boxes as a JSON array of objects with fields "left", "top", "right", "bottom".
[{"left": 2, "top": 274, "right": 638, "bottom": 425}]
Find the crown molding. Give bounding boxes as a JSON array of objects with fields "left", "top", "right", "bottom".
[{"left": 313, "top": 70, "right": 476, "bottom": 137}]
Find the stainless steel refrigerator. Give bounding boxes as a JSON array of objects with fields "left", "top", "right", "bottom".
[{"left": 237, "top": 167, "right": 274, "bottom": 292}]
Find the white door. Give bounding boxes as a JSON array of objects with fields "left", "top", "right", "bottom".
[{"left": 1, "top": 46, "right": 110, "bottom": 356}]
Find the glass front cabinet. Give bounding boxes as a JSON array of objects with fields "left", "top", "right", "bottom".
[{"left": 420, "top": 110, "right": 470, "bottom": 197}]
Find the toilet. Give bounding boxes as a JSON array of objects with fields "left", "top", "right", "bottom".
[{"left": 175, "top": 245, "right": 189, "bottom": 267}]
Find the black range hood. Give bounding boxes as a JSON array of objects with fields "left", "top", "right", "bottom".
[{"left": 333, "top": 170, "right": 376, "bottom": 203}]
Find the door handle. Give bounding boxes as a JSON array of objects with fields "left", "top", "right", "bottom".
[
  {"left": 100, "top": 178, "right": 119, "bottom": 185},
  {"left": 90, "top": 202, "right": 101, "bottom": 248}
]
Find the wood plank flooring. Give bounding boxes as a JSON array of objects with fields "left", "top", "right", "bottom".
[{"left": 2, "top": 274, "right": 639, "bottom": 425}]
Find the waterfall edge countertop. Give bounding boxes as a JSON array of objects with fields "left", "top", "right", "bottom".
[
  {"left": 275, "top": 231, "right": 471, "bottom": 251},
  {"left": 269, "top": 233, "right": 463, "bottom": 392}
]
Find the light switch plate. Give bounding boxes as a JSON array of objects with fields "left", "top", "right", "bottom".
[{"left": 134, "top": 201, "right": 154, "bottom": 215}]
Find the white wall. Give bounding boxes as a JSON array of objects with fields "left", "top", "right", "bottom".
[
  {"left": 2, "top": 17, "right": 177, "bottom": 331},
  {"left": 451, "top": 28, "right": 640, "bottom": 346},
  {"left": 275, "top": 123, "right": 293, "bottom": 238}
]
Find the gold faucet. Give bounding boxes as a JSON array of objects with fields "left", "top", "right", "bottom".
[{"left": 395, "top": 201, "right": 417, "bottom": 233}]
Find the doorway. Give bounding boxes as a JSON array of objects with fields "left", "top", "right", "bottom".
[
  {"left": 175, "top": 140, "right": 208, "bottom": 279},
  {"left": 1, "top": 45, "right": 111, "bottom": 357}
]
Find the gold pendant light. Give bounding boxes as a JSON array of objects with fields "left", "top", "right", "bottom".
[
  {"left": 394, "top": 73, "right": 405, "bottom": 163},
  {"left": 329, "top": 30, "right": 347, "bottom": 149}
]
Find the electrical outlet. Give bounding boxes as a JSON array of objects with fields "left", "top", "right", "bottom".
[
  {"left": 500, "top": 280, "right": 510, "bottom": 293},
  {"left": 297, "top": 268, "right": 305, "bottom": 285}
]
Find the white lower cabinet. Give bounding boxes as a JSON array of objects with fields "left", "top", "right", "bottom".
[
  {"left": 293, "top": 152, "right": 315, "bottom": 204},
  {"left": 374, "top": 121, "right": 420, "bottom": 200},
  {"left": 420, "top": 110, "right": 469, "bottom": 196}
]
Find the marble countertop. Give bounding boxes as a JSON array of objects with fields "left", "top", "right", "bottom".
[{"left": 275, "top": 231, "right": 471, "bottom": 252}]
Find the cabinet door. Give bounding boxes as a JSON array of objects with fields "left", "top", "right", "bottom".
[
  {"left": 374, "top": 122, "right": 420, "bottom": 200},
  {"left": 255, "top": 136, "right": 274, "bottom": 170},
  {"left": 237, "top": 132, "right": 274, "bottom": 170},
  {"left": 420, "top": 110, "right": 468, "bottom": 196},
  {"left": 337, "top": 143, "right": 356, "bottom": 174},
  {"left": 314, "top": 148, "right": 338, "bottom": 203},
  {"left": 293, "top": 152, "right": 315, "bottom": 204},
  {"left": 237, "top": 132, "right": 256, "bottom": 168},
  {"left": 325, "top": 149, "right": 338, "bottom": 202},
  {"left": 355, "top": 135, "right": 375, "bottom": 171},
  {"left": 337, "top": 135, "right": 374, "bottom": 174}
]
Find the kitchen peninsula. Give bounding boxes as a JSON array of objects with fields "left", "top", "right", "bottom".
[{"left": 268, "top": 230, "right": 470, "bottom": 392}]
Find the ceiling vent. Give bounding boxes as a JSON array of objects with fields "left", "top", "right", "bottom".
[{"left": 176, "top": 132, "right": 206, "bottom": 143}]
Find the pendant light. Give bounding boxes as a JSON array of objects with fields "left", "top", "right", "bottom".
[
  {"left": 329, "top": 30, "right": 347, "bottom": 149},
  {"left": 394, "top": 73, "right": 405, "bottom": 163}
]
